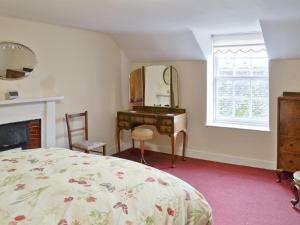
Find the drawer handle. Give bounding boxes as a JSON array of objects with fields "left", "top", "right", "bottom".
[
  {"left": 290, "top": 144, "right": 294, "bottom": 147},
  {"left": 289, "top": 160, "right": 294, "bottom": 163}
]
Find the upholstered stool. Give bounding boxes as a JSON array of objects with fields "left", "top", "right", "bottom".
[
  {"left": 291, "top": 171, "right": 300, "bottom": 207},
  {"left": 132, "top": 128, "right": 153, "bottom": 165}
]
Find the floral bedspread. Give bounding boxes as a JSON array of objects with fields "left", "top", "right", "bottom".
[{"left": 0, "top": 148, "right": 212, "bottom": 225}]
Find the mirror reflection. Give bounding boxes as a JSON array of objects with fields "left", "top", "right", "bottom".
[
  {"left": 129, "top": 67, "right": 144, "bottom": 105},
  {"left": 129, "top": 65, "right": 179, "bottom": 108},
  {"left": 145, "top": 65, "right": 170, "bottom": 107},
  {"left": 0, "top": 42, "right": 37, "bottom": 80}
]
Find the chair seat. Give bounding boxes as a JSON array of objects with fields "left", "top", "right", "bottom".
[
  {"left": 73, "top": 140, "right": 106, "bottom": 151},
  {"left": 294, "top": 171, "right": 300, "bottom": 185},
  {"left": 132, "top": 128, "right": 153, "bottom": 141}
]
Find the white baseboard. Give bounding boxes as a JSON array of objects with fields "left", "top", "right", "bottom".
[
  {"left": 186, "top": 148, "right": 276, "bottom": 170},
  {"left": 116, "top": 141, "right": 276, "bottom": 170}
]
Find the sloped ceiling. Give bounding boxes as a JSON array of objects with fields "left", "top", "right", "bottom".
[
  {"left": 0, "top": 0, "right": 299, "bottom": 60},
  {"left": 111, "top": 30, "right": 205, "bottom": 62},
  {"left": 261, "top": 19, "right": 300, "bottom": 59}
]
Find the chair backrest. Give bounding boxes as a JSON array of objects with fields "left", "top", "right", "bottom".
[{"left": 65, "top": 111, "right": 88, "bottom": 149}]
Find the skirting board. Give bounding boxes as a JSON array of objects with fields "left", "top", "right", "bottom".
[{"left": 118, "top": 142, "right": 276, "bottom": 170}]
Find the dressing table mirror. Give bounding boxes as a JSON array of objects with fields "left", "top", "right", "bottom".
[
  {"left": 0, "top": 42, "right": 37, "bottom": 80},
  {"left": 117, "top": 65, "right": 187, "bottom": 168},
  {"left": 129, "top": 65, "right": 179, "bottom": 108}
]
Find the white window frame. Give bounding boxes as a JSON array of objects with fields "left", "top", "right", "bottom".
[{"left": 206, "top": 34, "right": 270, "bottom": 132}]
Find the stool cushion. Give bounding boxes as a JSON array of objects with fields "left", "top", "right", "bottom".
[
  {"left": 73, "top": 140, "right": 106, "bottom": 150},
  {"left": 132, "top": 128, "right": 153, "bottom": 141},
  {"left": 294, "top": 171, "right": 300, "bottom": 185}
]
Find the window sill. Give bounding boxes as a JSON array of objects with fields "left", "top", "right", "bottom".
[{"left": 206, "top": 122, "right": 270, "bottom": 132}]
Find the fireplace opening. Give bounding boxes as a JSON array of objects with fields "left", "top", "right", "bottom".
[{"left": 0, "top": 119, "right": 41, "bottom": 152}]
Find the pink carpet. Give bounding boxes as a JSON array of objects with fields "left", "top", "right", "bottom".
[{"left": 114, "top": 149, "right": 300, "bottom": 225}]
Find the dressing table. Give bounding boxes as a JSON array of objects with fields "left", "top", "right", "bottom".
[{"left": 117, "top": 65, "right": 187, "bottom": 168}]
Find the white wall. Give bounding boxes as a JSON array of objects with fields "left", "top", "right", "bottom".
[
  {"left": 0, "top": 16, "right": 130, "bottom": 154},
  {"left": 125, "top": 60, "right": 300, "bottom": 169}
]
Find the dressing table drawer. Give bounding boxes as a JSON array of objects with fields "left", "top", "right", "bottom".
[
  {"left": 131, "top": 116, "right": 144, "bottom": 123},
  {"left": 118, "top": 114, "right": 130, "bottom": 121},
  {"left": 159, "top": 125, "right": 173, "bottom": 133},
  {"left": 160, "top": 119, "right": 173, "bottom": 125},
  {"left": 144, "top": 117, "right": 157, "bottom": 125},
  {"left": 118, "top": 121, "right": 130, "bottom": 128}
]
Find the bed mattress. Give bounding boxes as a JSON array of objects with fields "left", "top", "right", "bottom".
[{"left": 0, "top": 148, "right": 212, "bottom": 225}]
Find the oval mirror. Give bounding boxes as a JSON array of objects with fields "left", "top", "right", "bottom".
[{"left": 0, "top": 42, "right": 37, "bottom": 80}]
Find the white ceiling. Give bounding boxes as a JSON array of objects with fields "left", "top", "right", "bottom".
[{"left": 0, "top": 0, "right": 300, "bottom": 60}]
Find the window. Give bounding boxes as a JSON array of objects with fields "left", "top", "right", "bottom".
[{"left": 207, "top": 33, "right": 269, "bottom": 131}]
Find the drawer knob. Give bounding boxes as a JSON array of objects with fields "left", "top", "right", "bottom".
[{"left": 289, "top": 160, "right": 294, "bottom": 163}]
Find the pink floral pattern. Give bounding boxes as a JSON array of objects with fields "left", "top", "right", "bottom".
[
  {"left": 113, "top": 202, "right": 128, "bottom": 214},
  {"left": 64, "top": 197, "right": 73, "bottom": 203},
  {"left": 0, "top": 148, "right": 212, "bottom": 225},
  {"left": 86, "top": 196, "right": 97, "bottom": 203},
  {"left": 15, "top": 184, "right": 25, "bottom": 191},
  {"left": 14, "top": 215, "right": 26, "bottom": 221}
]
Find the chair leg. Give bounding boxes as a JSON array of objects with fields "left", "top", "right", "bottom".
[
  {"left": 102, "top": 145, "right": 106, "bottom": 156},
  {"left": 291, "top": 181, "right": 299, "bottom": 208}
]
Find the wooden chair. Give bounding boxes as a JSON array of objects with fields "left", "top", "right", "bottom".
[{"left": 65, "top": 111, "right": 106, "bottom": 155}]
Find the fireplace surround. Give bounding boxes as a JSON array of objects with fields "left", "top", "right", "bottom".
[{"left": 0, "top": 96, "right": 63, "bottom": 149}]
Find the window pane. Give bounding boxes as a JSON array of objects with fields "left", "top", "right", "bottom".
[
  {"left": 218, "top": 70, "right": 234, "bottom": 77},
  {"left": 235, "top": 69, "right": 251, "bottom": 77},
  {"left": 252, "top": 69, "right": 267, "bottom": 77},
  {"left": 217, "top": 80, "right": 233, "bottom": 97},
  {"left": 252, "top": 99, "right": 268, "bottom": 119},
  {"left": 251, "top": 80, "right": 268, "bottom": 98},
  {"left": 235, "top": 58, "right": 251, "bottom": 76},
  {"left": 235, "top": 99, "right": 250, "bottom": 118},
  {"left": 216, "top": 58, "right": 234, "bottom": 76},
  {"left": 217, "top": 98, "right": 233, "bottom": 117},
  {"left": 234, "top": 80, "right": 250, "bottom": 97},
  {"left": 235, "top": 58, "right": 250, "bottom": 69},
  {"left": 252, "top": 58, "right": 268, "bottom": 77}
]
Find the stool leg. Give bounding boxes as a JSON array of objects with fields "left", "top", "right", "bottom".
[
  {"left": 102, "top": 145, "right": 106, "bottom": 156},
  {"left": 291, "top": 181, "right": 299, "bottom": 208},
  {"left": 140, "top": 141, "right": 145, "bottom": 163},
  {"left": 140, "top": 141, "right": 149, "bottom": 165}
]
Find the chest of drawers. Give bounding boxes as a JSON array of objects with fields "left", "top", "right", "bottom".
[{"left": 277, "top": 93, "right": 300, "bottom": 181}]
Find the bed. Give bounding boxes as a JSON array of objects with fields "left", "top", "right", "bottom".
[{"left": 0, "top": 148, "right": 212, "bottom": 225}]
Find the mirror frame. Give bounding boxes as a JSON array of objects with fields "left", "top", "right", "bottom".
[
  {"left": 0, "top": 41, "right": 37, "bottom": 80},
  {"left": 167, "top": 65, "right": 179, "bottom": 108}
]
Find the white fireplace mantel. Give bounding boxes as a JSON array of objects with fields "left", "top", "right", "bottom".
[
  {"left": 0, "top": 96, "right": 64, "bottom": 106},
  {"left": 0, "top": 96, "right": 64, "bottom": 148}
]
